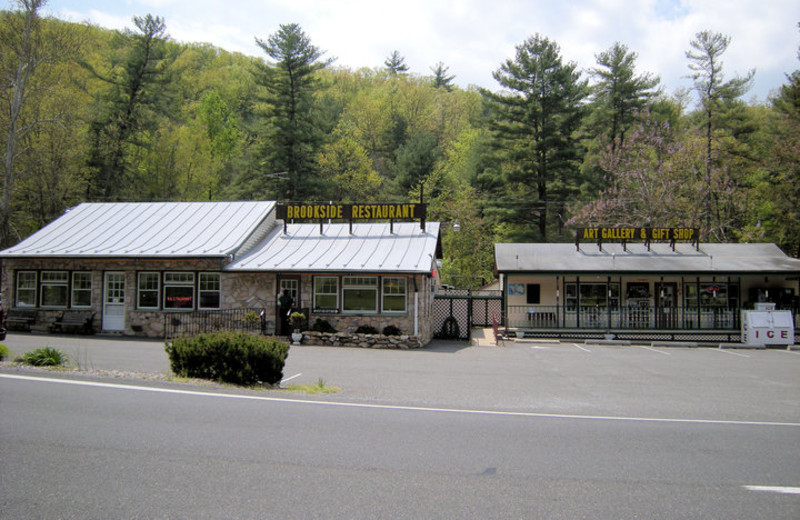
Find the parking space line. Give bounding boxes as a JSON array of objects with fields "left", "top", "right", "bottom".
[
  {"left": 571, "top": 343, "right": 592, "bottom": 353},
  {"left": 709, "top": 348, "right": 750, "bottom": 358},
  {"left": 779, "top": 349, "right": 800, "bottom": 356},
  {"left": 640, "top": 346, "right": 670, "bottom": 356},
  {"left": 280, "top": 373, "right": 302, "bottom": 384}
]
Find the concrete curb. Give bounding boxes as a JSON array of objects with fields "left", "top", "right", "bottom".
[
  {"left": 651, "top": 341, "right": 699, "bottom": 348},
  {"left": 584, "top": 339, "right": 632, "bottom": 346},
  {"left": 719, "top": 343, "right": 766, "bottom": 349}
]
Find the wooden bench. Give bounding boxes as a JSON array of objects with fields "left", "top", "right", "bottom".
[
  {"left": 49, "top": 310, "right": 95, "bottom": 335},
  {"left": 5, "top": 309, "right": 38, "bottom": 331}
]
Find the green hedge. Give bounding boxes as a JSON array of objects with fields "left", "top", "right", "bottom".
[{"left": 165, "top": 332, "right": 289, "bottom": 386}]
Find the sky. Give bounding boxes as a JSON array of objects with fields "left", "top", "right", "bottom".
[{"left": 38, "top": 0, "right": 800, "bottom": 104}]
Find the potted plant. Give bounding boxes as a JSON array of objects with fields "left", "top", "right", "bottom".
[{"left": 289, "top": 312, "right": 307, "bottom": 345}]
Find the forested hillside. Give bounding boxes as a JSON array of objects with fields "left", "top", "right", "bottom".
[{"left": 2, "top": 1, "right": 799, "bottom": 287}]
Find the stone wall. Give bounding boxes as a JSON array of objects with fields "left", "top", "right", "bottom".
[{"left": 300, "top": 331, "right": 424, "bottom": 349}]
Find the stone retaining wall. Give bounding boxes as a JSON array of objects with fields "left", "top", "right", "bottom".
[{"left": 300, "top": 331, "right": 424, "bottom": 349}]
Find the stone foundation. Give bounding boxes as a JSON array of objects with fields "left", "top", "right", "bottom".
[{"left": 300, "top": 331, "right": 424, "bottom": 349}]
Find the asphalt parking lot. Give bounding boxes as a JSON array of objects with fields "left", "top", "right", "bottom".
[{"left": 2, "top": 332, "right": 798, "bottom": 425}]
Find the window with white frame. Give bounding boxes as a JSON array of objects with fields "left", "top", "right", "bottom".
[
  {"left": 342, "top": 276, "right": 378, "bottom": 312},
  {"left": 163, "top": 272, "right": 194, "bottom": 309},
  {"left": 16, "top": 271, "right": 37, "bottom": 307},
  {"left": 198, "top": 273, "right": 221, "bottom": 309},
  {"left": 40, "top": 271, "right": 69, "bottom": 308},
  {"left": 313, "top": 276, "right": 339, "bottom": 312},
  {"left": 137, "top": 272, "right": 160, "bottom": 309},
  {"left": 71, "top": 272, "right": 92, "bottom": 308},
  {"left": 382, "top": 277, "right": 407, "bottom": 312}
]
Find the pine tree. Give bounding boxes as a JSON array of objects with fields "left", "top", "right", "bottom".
[
  {"left": 686, "top": 30, "right": 754, "bottom": 240},
  {"left": 480, "top": 34, "right": 589, "bottom": 241},
  {"left": 431, "top": 62, "right": 455, "bottom": 91},
  {"left": 384, "top": 50, "right": 409, "bottom": 75},
  {"left": 589, "top": 42, "right": 660, "bottom": 151},
  {"left": 83, "top": 14, "right": 178, "bottom": 201},
  {"left": 253, "top": 23, "right": 332, "bottom": 200}
]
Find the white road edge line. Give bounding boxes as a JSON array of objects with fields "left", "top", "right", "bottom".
[
  {"left": 641, "top": 346, "right": 670, "bottom": 356},
  {"left": 3, "top": 373, "right": 799, "bottom": 428},
  {"left": 280, "top": 373, "right": 302, "bottom": 384},
  {"left": 743, "top": 485, "right": 800, "bottom": 495},
  {"left": 572, "top": 343, "right": 592, "bottom": 353}
]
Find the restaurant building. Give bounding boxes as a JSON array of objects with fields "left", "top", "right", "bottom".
[
  {"left": 0, "top": 201, "right": 442, "bottom": 344},
  {"left": 495, "top": 228, "right": 800, "bottom": 341}
]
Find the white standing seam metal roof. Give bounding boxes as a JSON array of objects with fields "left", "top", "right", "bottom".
[
  {"left": 495, "top": 242, "right": 800, "bottom": 274},
  {"left": 0, "top": 201, "right": 276, "bottom": 258},
  {"left": 227, "top": 222, "right": 441, "bottom": 273}
]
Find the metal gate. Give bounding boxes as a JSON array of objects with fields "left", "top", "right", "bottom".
[{"left": 433, "top": 289, "right": 503, "bottom": 340}]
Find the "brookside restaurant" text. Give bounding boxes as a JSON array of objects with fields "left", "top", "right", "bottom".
[{"left": 277, "top": 203, "right": 425, "bottom": 221}]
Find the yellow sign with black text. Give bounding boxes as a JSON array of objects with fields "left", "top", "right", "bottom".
[
  {"left": 276, "top": 203, "right": 426, "bottom": 222},
  {"left": 576, "top": 227, "right": 698, "bottom": 243}
]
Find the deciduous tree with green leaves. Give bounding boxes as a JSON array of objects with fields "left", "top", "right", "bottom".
[{"left": 1, "top": 0, "right": 83, "bottom": 246}]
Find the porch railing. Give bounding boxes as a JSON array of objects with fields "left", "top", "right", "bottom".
[{"left": 506, "top": 305, "right": 757, "bottom": 331}]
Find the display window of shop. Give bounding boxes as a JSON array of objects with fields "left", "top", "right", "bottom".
[
  {"left": 382, "top": 277, "right": 407, "bottom": 313},
  {"left": 683, "top": 282, "right": 739, "bottom": 309},
  {"left": 343, "top": 276, "right": 378, "bottom": 312},
  {"left": 15, "top": 271, "right": 37, "bottom": 307},
  {"left": 313, "top": 276, "right": 339, "bottom": 312},
  {"left": 71, "top": 272, "right": 93, "bottom": 308},
  {"left": 565, "top": 282, "right": 620, "bottom": 311},
  {"left": 163, "top": 272, "right": 195, "bottom": 310}
]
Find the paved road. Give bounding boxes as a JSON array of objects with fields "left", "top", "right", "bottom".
[
  {"left": 1, "top": 374, "right": 799, "bottom": 519},
  {"left": 1, "top": 332, "right": 799, "bottom": 518}
]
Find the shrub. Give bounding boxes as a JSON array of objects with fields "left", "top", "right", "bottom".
[
  {"left": 355, "top": 325, "right": 379, "bottom": 334},
  {"left": 21, "top": 347, "right": 65, "bottom": 366},
  {"left": 288, "top": 312, "right": 307, "bottom": 331},
  {"left": 165, "top": 332, "right": 289, "bottom": 386},
  {"left": 382, "top": 325, "right": 402, "bottom": 336},
  {"left": 311, "top": 318, "right": 337, "bottom": 333},
  {"left": 242, "top": 311, "right": 261, "bottom": 325},
  {"left": 0, "top": 344, "right": 9, "bottom": 361}
]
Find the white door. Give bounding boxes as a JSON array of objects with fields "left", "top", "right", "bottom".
[{"left": 103, "top": 272, "right": 126, "bottom": 332}]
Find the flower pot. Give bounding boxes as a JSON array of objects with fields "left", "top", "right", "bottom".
[{"left": 291, "top": 332, "right": 303, "bottom": 345}]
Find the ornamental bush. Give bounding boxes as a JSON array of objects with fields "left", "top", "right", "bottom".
[
  {"left": 311, "top": 318, "right": 337, "bottom": 333},
  {"left": 21, "top": 347, "right": 65, "bottom": 366},
  {"left": 0, "top": 344, "right": 10, "bottom": 361},
  {"left": 165, "top": 332, "right": 289, "bottom": 386},
  {"left": 355, "top": 325, "right": 379, "bottom": 334},
  {"left": 382, "top": 325, "right": 402, "bottom": 336}
]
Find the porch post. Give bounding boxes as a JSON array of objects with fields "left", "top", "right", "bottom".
[
  {"left": 576, "top": 276, "right": 581, "bottom": 328},
  {"left": 607, "top": 275, "right": 612, "bottom": 330},
  {"left": 696, "top": 276, "right": 701, "bottom": 329},
  {"left": 556, "top": 275, "right": 560, "bottom": 328}
]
